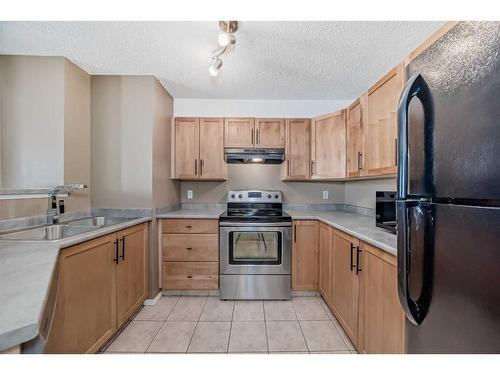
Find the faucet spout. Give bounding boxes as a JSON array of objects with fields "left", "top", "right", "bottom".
[{"left": 46, "top": 183, "right": 87, "bottom": 224}]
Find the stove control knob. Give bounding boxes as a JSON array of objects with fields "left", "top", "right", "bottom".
[
  {"left": 274, "top": 194, "right": 279, "bottom": 199},
  {"left": 231, "top": 194, "right": 235, "bottom": 199},
  {"left": 267, "top": 194, "right": 272, "bottom": 199},
  {"left": 238, "top": 194, "right": 243, "bottom": 199}
]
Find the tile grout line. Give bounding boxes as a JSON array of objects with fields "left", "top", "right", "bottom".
[
  {"left": 291, "top": 298, "right": 311, "bottom": 354},
  {"left": 185, "top": 296, "right": 208, "bottom": 353},
  {"left": 317, "top": 295, "right": 353, "bottom": 352},
  {"left": 144, "top": 295, "right": 181, "bottom": 353},
  {"left": 227, "top": 298, "right": 236, "bottom": 353},
  {"left": 263, "top": 301, "right": 270, "bottom": 354}
]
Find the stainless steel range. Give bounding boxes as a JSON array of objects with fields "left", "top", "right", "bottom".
[{"left": 219, "top": 190, "right": 292, "bottom": 300}]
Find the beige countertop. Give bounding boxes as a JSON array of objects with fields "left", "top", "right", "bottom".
[{"left": 0, "top": 216, "right": 151, "bottom": 352}]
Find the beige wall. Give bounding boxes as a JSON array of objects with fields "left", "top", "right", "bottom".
[
  {"left": 180, "top": 164, "right": 345, "bottom": 204},
  {"left": 64, "top": 59, "right": 91, "bottom": 211},
  {"left": 91, "top": 76, "right": 154, "bottom": 209},
  {"left": 0, "top": 56, "right": 90, "bottom": 220},
  {"left": 0, "top": 56, "right": 65, "bottom": 189},
  {"left": 344, "top": 178, "right": 397, "bottom": 209}
]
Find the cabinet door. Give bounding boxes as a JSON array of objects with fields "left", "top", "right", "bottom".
[
  {"left": 331, "top": 230, "right": 359, "bottom": 345},
  {"left": 199, "top": 117, "right": 227, "bottom": 179},
  {"left": 116, "top": 224, "right": 148, "bottom": 327},
  {"left": 224, "top": 117, "right": 255, "bottom": 148},
  {"left": 174, "top": 117, "right": 200, "bottom": 179},
  {"left": 311, "top": 110, "right": 346, "bottom": 179},
  {"left": 255, "top": 118, "right": 285, "bottom": 148},
  {"left": 346, "top": 97, "right": 365, "bottom": 178},
  {"left": 358, "top": 243, "right": 405, "bottom": 354},
  {"left": 292, "top": 220, "right": 319, "bottom": 291},
  {"left": 283, "top": 119, "right": 310, "bottom": 180},
  {"left": 318, "top": 222, "right": 333, "bottom": 306},
  {"left": 365, "top": 64, "right": 403, "bottom": 176},
  {"left": 45, "top": 235, "right": 117, "bottom": 353}
]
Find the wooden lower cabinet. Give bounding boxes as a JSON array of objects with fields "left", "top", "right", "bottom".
[
  {"left": 292, "top": 220, "right": 319, "bottom": 291},
  {"left": 161, "top": 219, "right": 219, "bottom": 290},
  {"left": 318, "top": 222, "right": 333, "bottom": 305},
  {"left": 162, "top": 262, "right": 218, "bottom": 289},
  {"left": 358, "top": 242, "right": 405, "bottom": 354},
  {"left": 330, "top": 229, "right": 360, "bottom": 346},
  {"left": 45, "top": 223, "right": 148, "bottom": 353},
  {"left": 45, "top": 234, "right": 117, "bottom": 354},
  {"left": 116, "top": 224, "right": 148, "bottom": 327}
]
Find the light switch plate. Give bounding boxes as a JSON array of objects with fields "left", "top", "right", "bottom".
[
  {"left": 187, "top": 190, "right": 193, "bottom": 199},
  {"left": 322, "top": 191, "right": 329, "bottom": 200}
]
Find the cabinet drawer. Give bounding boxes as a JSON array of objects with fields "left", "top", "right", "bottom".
[
  {"left": 163, "top": 234, "right": 218, "bottom": 261},
  {"left": 162, "top": 262, "right": 219, "bottom": 289},
  {"left": 163, "top": 219, "right": 218, "bottom": 234}
]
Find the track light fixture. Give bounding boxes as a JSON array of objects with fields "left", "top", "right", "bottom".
[{"left": 209, "top": 21, "right": 238, "bottom": 77}]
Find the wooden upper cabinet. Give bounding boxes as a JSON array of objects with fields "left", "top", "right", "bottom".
[
  {"left": 224, "top": 117, "right": 255, "bottom": 148},
  {"left": 255, "top": 118, "right": 285, "bottom": 148},
  {"left": 365, "top": 64, "right": 404, "bottom": 176},
  {"left": 318, "top": 222, "right": 333, "bottom": 307},
  {"left": 116, "top": 224, "right": 148, "bottom": 327},
  {"left": 173, "top": 117, "right": 226, "bottom": 180},
  {"left": 173, "top": 117, "right": 199, "bottom": 179},
  {"left": 330, "top": 229, "right": 360, "bottom": 346},
  {"left": 199, "top": 117, "right": 227, "bottom": 179},
  {"left": 292, "top": 220, "right": 319, "bottom": 291},
  {"left": 311, "top": 110, "right": 346, "bottom": 179},
  {"left": 45, "top": 235, "right": 117, "bottom": 354},
  {"left": 358, "top": 243, "right": 405, "bottom": 354},
  {"left": 346, "top": 96, "right": 366, "bottom": 178},
  {"left": 283, "top": 118, "right": 310, "bottom": 180}
]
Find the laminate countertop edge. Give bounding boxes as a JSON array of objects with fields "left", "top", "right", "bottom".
[{"left": 0, "top": 217, "right": 151, "bottom": 352}]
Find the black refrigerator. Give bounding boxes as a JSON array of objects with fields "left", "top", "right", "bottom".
[{"left": 397, "top": 21, "right": 500, "bottom": 353}]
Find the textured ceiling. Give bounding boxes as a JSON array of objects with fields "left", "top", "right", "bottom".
[{"left": 0, "top": 21, "right": 444, "bottom": 99}]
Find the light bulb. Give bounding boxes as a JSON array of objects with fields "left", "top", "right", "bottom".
[
  {"left": 209, "top": 59, "right": 223, "bottom": 77},
  {"left": 217, "top": 31, "right": 235, "bottom": 47},
  {"left": 218, "top": 31, "right": 230, "bottom": 46}
]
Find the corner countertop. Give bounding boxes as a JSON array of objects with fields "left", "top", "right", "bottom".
[
  {"left": 0, "top": 216, "right": 151, "bottom": 352},
  {"left": 156, "top": 207, "right": 397, "bottom": 256},
  {"left": 157, "top": 208, "right": 225, "bottom": 219},
  {"left": 284, "top": 210, "right": 397, "bottom": 256}
]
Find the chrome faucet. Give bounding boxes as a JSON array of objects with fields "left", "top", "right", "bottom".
[{"left": 47, "top": 184, "right": 87, "bottom": 224}]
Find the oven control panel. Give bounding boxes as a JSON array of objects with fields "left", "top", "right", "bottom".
[{"left": 227, "top": 190, "right": 282, "bottom": 203}]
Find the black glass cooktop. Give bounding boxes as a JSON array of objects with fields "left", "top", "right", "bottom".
[{"left": 219, "top": 203, "right": 291, "bottom": 223}]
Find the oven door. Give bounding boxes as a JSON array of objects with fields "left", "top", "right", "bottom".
[{"left": 219, "top": 222, "right": 292, "bottom": 275}]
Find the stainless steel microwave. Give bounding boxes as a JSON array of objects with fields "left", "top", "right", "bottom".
[{"left": 376, "top": 191, "right": 397, "bottom": 234}]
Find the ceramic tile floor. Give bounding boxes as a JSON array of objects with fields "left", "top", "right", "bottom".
[{"left": 104, "top": 296, "right": 357, "bottom": 354}]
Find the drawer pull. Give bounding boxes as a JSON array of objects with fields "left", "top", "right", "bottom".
[
  {"left": 186, "top": 274, "right": 193, "bottom": 279},
  {"left": 186, "top": 247, "right": 193, "bottom": 250},
  {"left": 186, "top": 225, "right": 192, "bottom": 229}
]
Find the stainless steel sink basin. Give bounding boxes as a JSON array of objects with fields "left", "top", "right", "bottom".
[
  {"left": 0, "top": 224, "right": 96, "bottom": 241},
  {"left": 67, "top": 216, "right": 129, "bottom": 227}
]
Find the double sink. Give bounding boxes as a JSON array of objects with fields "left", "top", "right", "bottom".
[{"left": 0, "top": 216, "right": 130, "bottom": 241}]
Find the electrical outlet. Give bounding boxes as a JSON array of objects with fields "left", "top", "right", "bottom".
[
  {"left": 187, "top": 190, "right": 193, "bottom": 199},
  {"left": 322, "top": 190, "right": 329, "bottom": 200}
]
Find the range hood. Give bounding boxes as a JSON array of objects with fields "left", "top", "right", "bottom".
[{"left": 224, "top": 148, "right": 285, "bottom": 164}]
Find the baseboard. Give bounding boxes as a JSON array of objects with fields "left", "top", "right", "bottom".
[{"left": 143, "top": 292, "right": 162, "bottom": 305}]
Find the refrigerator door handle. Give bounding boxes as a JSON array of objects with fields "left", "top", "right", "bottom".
[
  {"left": 397, "top": 200, "right": 433, "bottom": 326},
  {"left": 397, "top": 73, "right": 434, "bottom": 200}
]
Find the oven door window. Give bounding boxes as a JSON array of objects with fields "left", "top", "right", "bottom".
[{"left": 229, "top": 231, "right": 282, "bottom": 265}]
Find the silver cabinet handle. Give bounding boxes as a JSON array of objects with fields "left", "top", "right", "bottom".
[
  {"left": 395, "top": 138, "right": 398, "bottom": 166},
  {"left": 358, "top": 151, "right": 363, "bottom": 171}
]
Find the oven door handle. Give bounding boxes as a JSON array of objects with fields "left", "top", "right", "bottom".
[{"left": 219, "top": 221, "right": 292, "bottom": 227}]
